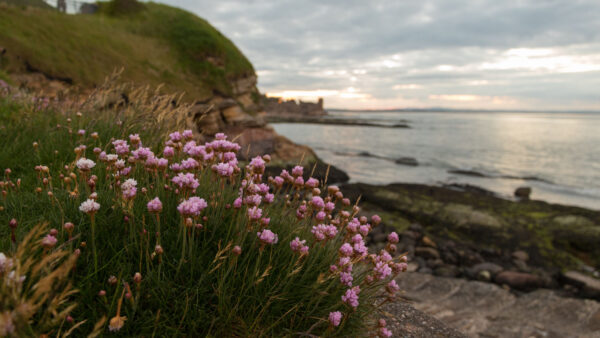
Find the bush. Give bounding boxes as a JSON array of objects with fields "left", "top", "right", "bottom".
[{"left": 0, "top": 85, "right": 406, "bottom": 336}]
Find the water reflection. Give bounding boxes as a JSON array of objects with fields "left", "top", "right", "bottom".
[{"left": 272, "top": 111, "right": 600, "bottom": 210}]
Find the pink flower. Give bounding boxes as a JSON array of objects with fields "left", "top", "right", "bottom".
[
  {"left": 163, "top": 146, "right": 175, "bottom": 158},
  {"left": 328, "top": 311, "right": 342, "bottom": 327},
  {"left": 169, "top": 131, "right": 182, "bottom": 142},
  {"left": 132, "top": 147, "right": 154, "bottom": 160},
  {"left": 177, "top": 197, "right": 207, "bottom": 217},
  {"left": 371, "top": 214, "right": 382, "bottom": 225},
  {"left": 305, "top": 177, "right": 319, "bottom": 188},
  {"left": 373, "top": 261, "right": 392, "bottom": 280},
  {"left": 310, "top": 196, "right": 325, "bottom": 210},
  {"left": 42, "top": 234, "right": 57, "bottom": 248},
  {"left": 113, "top": 140, "right": 129, "bottom": 155},
  {"left": 340, "top": 271, "right": 353, "bottom": 287},
  {"left": 387, "top": 232, "right": 399, "bottom": 244},
  {"left": 249, "top": 156, "right": 265, "bottom": 171},
  {"left": 291, "top": 165, "right": 303, "bottom": 177},
  {"left": 172, "top": 173, "right": 199, "bottom": 190},
  {"left": 213, "top": 162, "right": 234, "bottom": 177},
  {"left": 339, "top": 243, "right": 353, "bottom": 257},
  {"left": 316, "top": 211, "right": 326, "bottom": 221},
  {"left": 378, "top": 327, "right": 392, "bottom": 337},
  {"left": 247, "top": 206, "right": 263, "bottom": 220},
  {"left": 181, "top": 157, "right": 199, "bottom": 170},
  {"left": 147, "top": 197, "right": 163, "bottom": 213},
  {"left": 341, "top": 286, "right": 360, "bottom": 308},
  {"left": 257, "top": 229, "right": 278, "bottom": 245},
  {"left": 264, "top": 193, "right": 274, "bottom": 204},
  {"left": 386, "top": 280, "right": 400, "bottom": 295},
  {"left": 347, "top": 218, "right": 360, "bottom": 233},
  {"left": 359, "top": 224, "right": 371, "bottom": 236},
  {"left": 290, "top": 237, "right": 309, "bottom": 254},
  {"left": 233, "top": 198, "right": 242, "bottom": 209},
  {"left": 157, "top": 158, "right": 169, "bottom": 170},
  {"left": 182, "top": 129, "right": 193, "bottom": 140},
  {"left": 77, "top": 129, "right": 86, "bottom": 136},
  {"left": 272, "top": 176, "right": 284, "bottom": 187}
]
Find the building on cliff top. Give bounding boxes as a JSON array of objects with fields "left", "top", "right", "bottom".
[{"left": 262, "top": 95, "right": 326, "bottom": 116}]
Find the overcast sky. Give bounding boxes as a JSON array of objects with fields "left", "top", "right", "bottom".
[{"left": 161, "top": 0, "right": 600, "bottom": 110}]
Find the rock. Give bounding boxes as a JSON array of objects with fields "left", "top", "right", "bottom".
[
  {"left": 396, "top": 272, "right": 600, "bottom": 338},
  {"left": 514, "top": 186, "right": 532, "bottom": 199},
  {"left": 395, "top": 157, "right": 418, "bottom": 166},
  {"left": 512, "top": 258, "right": 529, "bottom": 272},
  {"left": 415, "top": 247, "right": 440, "bottom": 260},
  {"left": 494, "top": 271, "right": 546, "bottom": 290},
  {"left": 421, "top": 236, "right": 437, "bottom": 248},
  {"left": 477, "top": 270, "right": 491, "bottom": 282},
  {"left": 512, "top": 250, "right": 529, "bottom": 262},
  {"left": 382, "top": 301, "right": 466, "bottom": 338},
  {"left": 418, "top": 266, "right": 432, "bottom": 274},
  {"left": 408, "top": 223, "right": 423, "bottom": 233},
  {"left": 372, "top": 232, "right": 388, "bottom": 244},
  {"left": 407, "top": 262, "right": 419, "bottom": 272},
  {"left": 434, "top": 265, "right": 459, "bottom": 278},
  {"left": 221, "top": 105, "right": 260, "bottom": 127},
  {"left": 427, "top": 259, "right": 444, "bottom": 269},
  {"left": 466, "top": 262, "right": 503, "bottom": 279},
  {"left": 561, "top": 271, "right": 600, "bottom": 299}
]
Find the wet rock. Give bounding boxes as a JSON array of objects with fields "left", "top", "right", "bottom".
[
  {"left": 495, "top": 271, "right": 546, "bottom": 290},
  {"left": 562, "top": 271, "right": 600, "bottom": 299},
  {"left": 514, "top": 186, "right": 532, "bottom": 199},
  {"left": 395, "top": 157, "right": 418, "bottom": 166},
  {"left": 415, "top": 247, "right": 440, "bottom": 260}
]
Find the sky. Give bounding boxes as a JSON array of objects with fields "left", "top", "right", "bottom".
[{"left": 160, "top": 0, "right": 600, "bottom": 110}]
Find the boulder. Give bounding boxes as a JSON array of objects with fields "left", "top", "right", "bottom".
[
  {"left": 561, "top": 271, "right": 600, "bottom": 299},
  {"left": 494, "top": 271, "right": 546, "bottom": 290},
  {"left": 514, "top": 186, "right": 532, "bottom": 199}
]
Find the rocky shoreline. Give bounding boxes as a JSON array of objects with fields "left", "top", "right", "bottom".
[
  {"left": 264, "top": 114, "right": 410, "bottom": 128},
  {"left": 337, "top": 182, "right": 600, "bottom": 301}
]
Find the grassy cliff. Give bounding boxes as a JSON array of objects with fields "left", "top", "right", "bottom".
[{"left": 0, "top": 1, "right": 255, "bottom": 100}]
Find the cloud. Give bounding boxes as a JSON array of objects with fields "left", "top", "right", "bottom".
[{"left": 160, "top": 0, "right": 600, "bottom": 110}]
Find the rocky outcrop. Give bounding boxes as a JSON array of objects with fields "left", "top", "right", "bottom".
[{"left": 395, "top": 272, "right": 600, "bottom": 337}]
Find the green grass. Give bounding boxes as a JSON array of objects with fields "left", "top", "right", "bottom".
[
  {"left": 0, "top": 1, "right": 254, "bottom": 101},
  {"left": 0, "top": 0, "right": 53, "bottom": 9},
  {"left": 0, "top": 92, "right": 399, "bottom": 336}
]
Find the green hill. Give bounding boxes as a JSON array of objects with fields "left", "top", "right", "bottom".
[{"left": 0, "top": 1, "right": 255, "bottom": 101}]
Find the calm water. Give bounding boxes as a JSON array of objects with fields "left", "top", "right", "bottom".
[{"left": 272, "top": 111, "right": 600, "bottom": 210}]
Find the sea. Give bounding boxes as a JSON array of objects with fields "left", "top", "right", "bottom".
[{"left": 271, "top": 110, "right": 600, "bottom": 211}]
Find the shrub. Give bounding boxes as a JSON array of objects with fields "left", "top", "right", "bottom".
[{"left": 0, "top": 85, "right": 407, "bottom": 336}]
